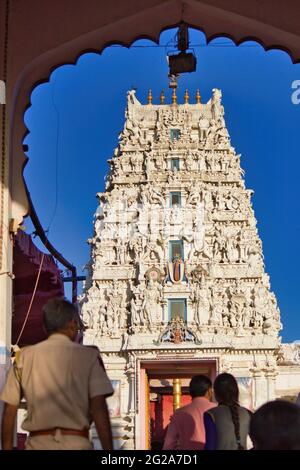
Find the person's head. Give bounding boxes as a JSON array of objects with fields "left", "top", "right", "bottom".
[
  {"left": 42, "top": 297, "right": 82, "bottom": 341},
  {"left": 189, "top": 375, "right": 212, "bottom": 400},
  {"left": 250, "top": 400, "right": 300, "bottom": 450},
  {"left": 213, "top": 373, "right": 239, "bottom": 405}
]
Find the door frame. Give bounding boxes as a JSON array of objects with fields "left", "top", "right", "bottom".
[{"left": 136, "top": 357, "right": 219, "bottom": 450}]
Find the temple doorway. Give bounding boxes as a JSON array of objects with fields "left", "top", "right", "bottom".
[{"left": 140, "top": 359, "right": 217, "bottom": 450}]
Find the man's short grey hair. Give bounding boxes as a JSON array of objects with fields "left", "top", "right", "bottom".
[{"left": 43, "top": 297, "right": 78, "bottom": 334}]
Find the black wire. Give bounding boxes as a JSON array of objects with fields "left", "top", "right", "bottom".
[
  {"left": 47, "top": 84, "right": 60, "bottom": 232},
  {"left": 109, "top": 43, "right": 259, "bottom": 49}
]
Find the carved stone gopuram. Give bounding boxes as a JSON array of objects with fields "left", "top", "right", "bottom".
[{"left": 81, "top": 89, "right": 299, "bottom": 449}]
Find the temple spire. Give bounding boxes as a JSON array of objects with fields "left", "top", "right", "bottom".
[
  {"left": 147, "top": 89, "right": 153, "bottom": 105},
  {"left": 184, "top": 89, "right": 189, "bottom": 104},
  {"left": 196, "top": 88, "right": 201, "bottom": 104},
  {"left": 160, "top": 90, "right": 165, "bottom": 104},
  {"left": 172, "top": 88, "right": 177, "bottom": 105}
]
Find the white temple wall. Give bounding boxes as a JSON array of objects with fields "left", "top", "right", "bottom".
[{"left": 276, "top": 365, "right": 300, "bottom": 399}]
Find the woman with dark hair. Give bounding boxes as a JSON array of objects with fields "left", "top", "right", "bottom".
[{"left": 204, "top": 373, "right": 252, "bottom": 450}]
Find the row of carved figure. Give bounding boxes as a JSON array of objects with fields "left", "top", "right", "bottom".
[
  {"left": 90, "top": 225, "right": 262, "bottom": 274},
  {"left": 109, "top": 149, "right": 242, "bottom": 178},
  {"left": 82, "top": 279, "right": 280, "bottom": 337},
  {"left": 120, "top": 103, "right": 229, "bottom": 152},
  {"left": 97, "top": 184, "right": 250, "bottom": 215},
  {"left": 193, "top": 282, "right": 280, "bottom": 334},
  {"left": 82, "top": 284, "right": 127, "bottom": 336},
  {"left": 95, "top": 186, "right": 253, "bottom": 239}
]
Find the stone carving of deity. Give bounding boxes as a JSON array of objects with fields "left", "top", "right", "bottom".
[
  {"left": 213, "top": 227, "right": 228, "bottom": 263},
  {"left": 225, "top": 234, "right": 236, "bottom": 263},
  {"left": 237, "top": 230, "right": 250, "bottom": 263},
  {"left": 228, "top": 309, "right": 237, "bottom": 328},
  {"left": 253, "top": 309, "right": 263, "bottom": 328},
  {"left": 155, "top": 153, "right": 166, "bottom": 171},
  {"left": 94, "top": 247, "right": 110, "bottom": 269},
  {"left": 247, "top": 246, "right": 264, "bottom": 275},
  {"left": 193, "top": 284, "right": 211, "bottom": 326},
  {"left": 128, "top": 237, "right": 143, "bottom": 264},
  {"left": 106, "top": 287, "right": 125, "bottom": 333},
  {"left": 131, "top": 152, "right": 143, "bottom": 172},
  {"left": 81, "top": 302, "right": 94, "bottom": 330},
  {"left": 210, "top": 153, "right": 221, "bottom": 172},
  {"left": 205, "top": 119, "right": 218, "bottom": 149},
  {"left": 230, "top": 292, "right": 246, "bottom": 316},
  {"left": 139, "top": 185, "right": 149, "bottom": 208},
  {"left": 252, "top": 285, "right": 267, "bottom": 325},
  {"left": 148, "top": 186, "right": 164, "bottom": 206},
  {"left": 262, "top": 294, "right": 281, "bottom": 335},
  {"left": 214, "top": 192, "right": 226, "bottom": 211},
  {"left": 220, "top": 155, "right": 230, "bottom": 173},
  {"left": 194, "top": 211, "right": 205, "bottom": 251},
  {"left": 121, "top": 110, "right": 143, "bottom": 146},
  {"left": 185, "top": 153, "right": 195, "bottom": 171},
  {"left": 210, "top": 295, "right": 223, "bottom": 327},
  {"left": 186, "top": 182, "right": 203, "bottom": 206},
  {"left": 145, "top": 155, "right": 155, "bottom": 176},
  {"left": 116, "top": 238, "right": 128, "bottom": 265},
  {"left": 198, "top": 116, "right": 210, "bottom": 140},
  {"left": 211, "top": 88, "right": 224, "bottom": 120},
  {"left": 142, "top": 237, "right": 164, "bottom": 264},
  {"left": 183, "top": 209, "right": 204, "bottom": 263},
  {"left": 203, "top": 190, "right": 214, "bottom": 212},
  {"left": 141, "top": 279, "right": 161, "bottom": 325},
  {"left": 221, "top": 303, "right": 230, "bottom": 327},
  {"left": 224, "top": 190, "right": 240, "bottom": 211},
  {"left": 89, "top": 298, "right": 107, "bottom": 335},
  {"left": 101, "top": 222, "right": 116, "bottom": 241},
  {"left": 127, "top": 88, "right": 139, "bottom": 106},
  {"left": 170, "top": 204, "right": 182, "bottom": 226},
  {"left": 242, "top": 304, "right": 253, "bottom": 328},
  {"left": 215, "top": 119, "right": 230, "bottom": 147},
  {"left": 130, "top": 297, "right": 141, "bottom": 326}
]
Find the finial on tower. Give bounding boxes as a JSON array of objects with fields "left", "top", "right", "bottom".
[
  {"left": 148, "top": 89, "right": 153, "bottom": 105},
  {"left": 172, "top": 88, "right": 177, "bottom": 105},
  {"left": 160, "top": 90, "right": 165, "bottom": 104},
  {"left": 184, "top": 89, "right": 189, "bottom": 104},
  {"left": 196, "top": 89, "right": 201, "bottom": 104}
]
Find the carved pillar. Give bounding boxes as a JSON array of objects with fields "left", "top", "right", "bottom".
[
  {"left": 124, "top": 354, "right": 136, "bottom": 450},
  {"left": 173, "top": 378, "right": 182, "bottom": 411},
  {"left": 264, "top": 367, "right": 278, "bottom": 402},
  {"left": 125, "top": 354, "right": 136, "bottom": 415},
  {"left": 127, "top": 371, "right": 135, "bottom": 415},
  {"left": 250, "top": 366, "right": 264, "bottom": 409}
]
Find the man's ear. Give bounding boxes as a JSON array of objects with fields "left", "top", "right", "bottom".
[{"left": 64, "top": 318, "right": 76, "bottom": 334}]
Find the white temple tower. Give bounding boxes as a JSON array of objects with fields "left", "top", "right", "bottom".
[{"left": 82, "top": 88, "right": 292, "bottom": 450}]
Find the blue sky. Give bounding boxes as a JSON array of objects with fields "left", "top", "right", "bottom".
[{"left": 23, "top": 28, "right": 300, "bottom": 342}]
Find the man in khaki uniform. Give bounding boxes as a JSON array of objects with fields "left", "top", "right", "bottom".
[{"left": 0, "top": 298, "right": 114, "bottom": 450}]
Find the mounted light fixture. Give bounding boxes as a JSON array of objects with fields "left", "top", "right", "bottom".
[
  {"left": 168, "top": 23, "right": 197, "bottom": 78},
  {"left": 169, "top": 52, "right": 196, "bottom": 75}
]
